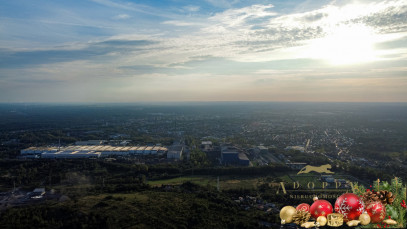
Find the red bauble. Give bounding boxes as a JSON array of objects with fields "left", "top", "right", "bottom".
[
  {"left": 310, "top": 200, "right": 333, "bottom": 219},
  {"left": 334, "top": 193, "right": 365, "bottom": 222},
  {"left": 365, "top": 201, "right": 386, "bottom": 223},
  {"left": 296, "top": 203, "right": 310, "bottom": 212}
]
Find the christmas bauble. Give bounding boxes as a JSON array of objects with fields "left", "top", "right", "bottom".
[
  {"left": 317, "top": 216, "right": 327, "bottom": 226},
  {"left": 365, "top": 201, "right": 386, "bottom": 223},
  {"left": 310, "top": 199, "right": 333, "bottom": 219},
  {"left": 359, "top": 212, "right": 371, "bottom": 225},
  {"left": 280, "top": 206, "right": 297, "bottom": 224},
  {"left": 334, "top": 193, "right": 365, "bottom": 222},
  {"left": 296, "top": 203, "right": 310, "bottom": 212}
]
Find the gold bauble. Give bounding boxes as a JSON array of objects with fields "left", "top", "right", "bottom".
[
  {"left": 280, "top": 206, "right": 297, "bottom": 224},
  {"left": 317, "top": 216, "right": 327, "bottom": 226},
  {"left": 358, "top": 213, "right": 371, "bottom": 225}
]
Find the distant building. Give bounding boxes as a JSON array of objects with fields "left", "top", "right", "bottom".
[
  {"left": 41, "top": 151, "right": 101, "bottom": 159},
  {"left": 201, "top": 141, "right": 213, "bottom": 152},
  {"left": 238, "top": 153, "right": 250, "bottom": 166},
  {"left": 75, "top": 140, "right": 105, "bottom": 146},
  {"left": 21, "top": 145, "right": 168, "bottom": 158},
  {"left": 167, "top": 145, "right": 183, "bottom": 160},
  {"left": 221, "top": 146, "right": 250, "bottom": 166},
  {"left": 254, "top": 146, "right": 268, "bottom": 154}
]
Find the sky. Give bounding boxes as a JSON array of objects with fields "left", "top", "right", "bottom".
[{"left": 0, "top": 0, "right": 406, "bottom": 103}]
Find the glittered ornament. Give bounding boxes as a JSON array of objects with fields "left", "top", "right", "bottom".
[
  {"left": 310, "top": 198, "right": 333, "bottom": 219},
  {"left": 334, "top": 193, "right": 365, "bottom": 222},
  {"left": 327, "top": 213, "right": 343, "bottom": 227},
  {"left": 365, "top": 201, "right": 386, "bottom": 223},
  {"left": 317, "top": 216, "right": 327, "bottom": 226},
  {"left": 296, "top": 203, "right": 310, "bottom": 212},
  {"left": 358, "top": 212, "right": 371, "bottom": 225},
  {"left": 280, "top": 206, "right": 297, "bottom": 224}
]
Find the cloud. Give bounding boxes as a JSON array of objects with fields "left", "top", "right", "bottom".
[
  {"left": 90, "top": 0, "right": 172, "bottom": 18},
  {"left": 303, "top": 12, "right": 327, "bottom": 22},
  {"left": 352, "top": 2, "right": 407, "bottom": 33},
  {"left": 162, "top": 20, "right": 200, "bottom": 26},
  {"left": 209, "top": 4, "right": 277, "bottom": 27},
  {"left": 183, "top": 5, "right": 200, "bottom": 12},
  {"left": 2, "top": 0, "right": 407, "bottom": 102},
  {"left": 113, "top": 14, "right": 131, "bottom": 20},
  {"left": 0, "top": 39, "right": 158, "bottom": 68}
]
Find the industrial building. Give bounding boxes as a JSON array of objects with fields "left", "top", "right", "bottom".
[
  {"left": 201, "top": 141, "right": 213, "bottom": 152},
  {"left": 75, "top": 140, "right": 106, "bottom": 145},
  {"left": 221, "top": 146, "right": 250, "bottom": 166},
  {"left": 21, "top": 145, "right": 168, "bottom": 159},
  {"left": 254, "top": 146, "right": 268, "bottom": 154},
  {"left": 167, "top": 145, "right": 183, "bottom": 160}
]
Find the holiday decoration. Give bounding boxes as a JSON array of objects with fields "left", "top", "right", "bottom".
[
  {"left": 316, "top": 216, "right": 327, "bottom": 226},
  {"left": 352, "top": 177, "right": 406, "bottom": 228},
  {"left": 382, "top": 219, "right": 397, "bottom": 225},
  {"left": 327, "top": 213, "right": 343, "bottom": 227},
  {"left": 362, "top": 190, "right": 380, "bottom": 203},
  {"left": 346, "top": 220, "right": 360, "bottom": 227},
  {"left": 386, "top": 204, "right": 399, "bottom": 220},
  {"left": 301, "top": 221, "right": 316, "bottom": 228},
  {"left": 292, "top": 210, "right": 310, "bottom": 225},
  {"left": 366, "top": 190, "right": 394, "bottom": 205},
  {"left": 334, "top": 193, "right": 365, "bottom": 221},
  {"left": 280, "top": 206, "right": 296, "bottom": 224},
  {"left": 296, "top": 203, "right": 310, "bottom": 212},
  {"left": 310, "top": 198, "right": 333, "bottom": 219},
  {"left": 358, "top": 212, "right": 371, "bottom": 225},
  {"left": 365, "top": 201, "right": 386, "bottom": 223}
]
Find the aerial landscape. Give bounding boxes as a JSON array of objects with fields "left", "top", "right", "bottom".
[{"left": 0, "top": 0, "right": 406, "bottom": 228}]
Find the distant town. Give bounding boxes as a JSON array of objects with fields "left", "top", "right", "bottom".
[{"left": 0, "top": 102, "right": 406, "bottom": 228}]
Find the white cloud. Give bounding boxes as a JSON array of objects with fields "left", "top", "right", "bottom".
[
  {"left": 183, "top": 5, "right": 200, "bottom": 12},
  {"left": 113, "top": 14, "right": 131, "bottom": 20},
  {"left": 162, "top": 20, "right": 200, "bottom": 26}
]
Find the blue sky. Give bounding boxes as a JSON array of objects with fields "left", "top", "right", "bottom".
[{"left": 0, "top": 0, "right": 406, "bottom": 102}]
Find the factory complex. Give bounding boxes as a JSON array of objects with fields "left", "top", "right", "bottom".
[{"left": 21, "top": 145, "right": 168, "bottom": 159}]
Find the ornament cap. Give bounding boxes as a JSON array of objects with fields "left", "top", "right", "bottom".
[{"left": 313, "top": 196, "right": 318, "bottom": 202}]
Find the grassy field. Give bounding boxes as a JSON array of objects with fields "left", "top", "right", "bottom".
[
  {"left": 148, "top": 175, "right": 273, "bottom": 190},
  {"left": 147, "top": 172, "right": 359, "bottom": 192}
]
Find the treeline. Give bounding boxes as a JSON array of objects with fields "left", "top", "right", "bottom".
[
  {"left": 0, "top": 159, "right": 290, "bottom": 193},
  {"left": 0, "top": 186, "right": 268, "bottom": 229}
]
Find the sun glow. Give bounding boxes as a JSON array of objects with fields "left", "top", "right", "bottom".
[{"left": 307, "top": 24, "right": 377, "bottom": 65}]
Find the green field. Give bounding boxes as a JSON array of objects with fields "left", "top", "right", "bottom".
[
  {"left": 147, "top": 172, "right": 360, "bottom": 192},
  {"left": 148, "top": 175, "right": 273, "bottom": 190}
]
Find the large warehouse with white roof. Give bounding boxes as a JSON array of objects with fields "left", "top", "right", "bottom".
[{"left": 21, "top": 145, "right": 168, "bottom": 159}]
